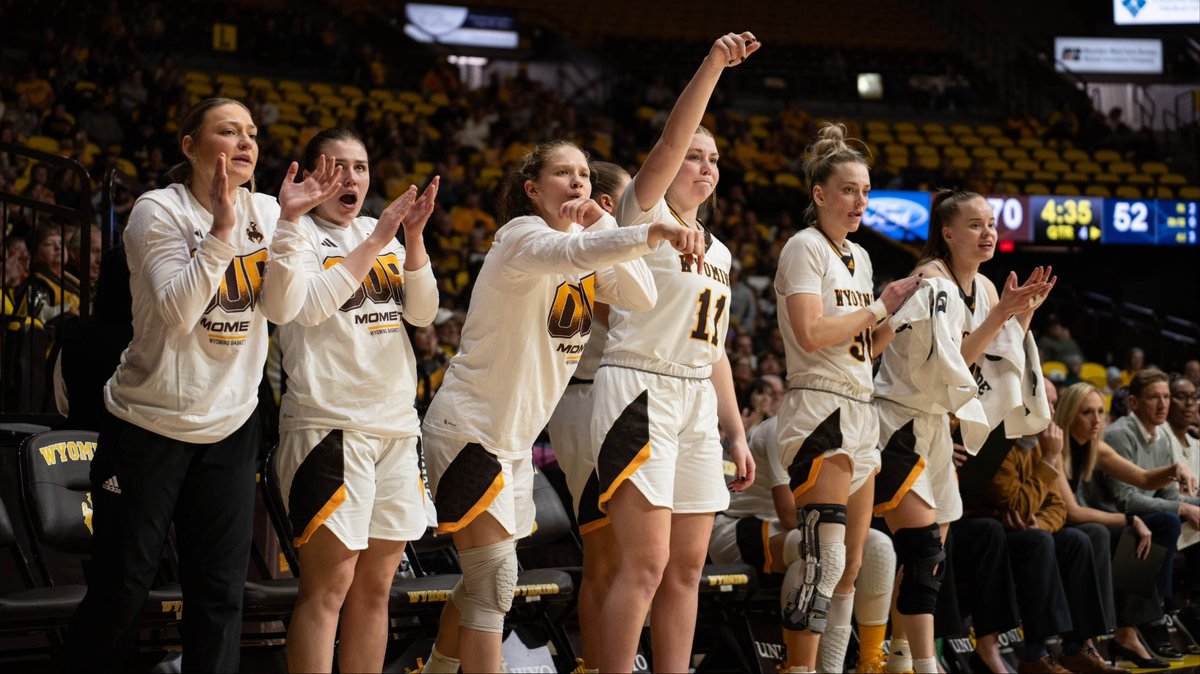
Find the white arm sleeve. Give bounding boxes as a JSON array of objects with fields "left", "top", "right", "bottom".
[
  {"left": 400, "top": 259, "right": 439, "bottom": 327},
  {"left": 588, "top": 214, "right": 658, "bottom": 311},
  {"left": 125, "top": 198, "right": 236, "bottom": 332},
  {"left": 261, "top": 218, "right": 360, "bottom": 327},
  {"left": 501, "top": 216, "right": 654, "bottom": 277}
]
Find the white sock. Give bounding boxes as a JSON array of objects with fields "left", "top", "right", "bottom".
[
  {"left": 816, "top": 591, "right": 855, "bottom": 672},
  {"left": 912, "top": 656, "right": 938, "bottom": 673},
  {"left": 887, "top": 637, "right": 912, "bottom": 673},
  {"left": 422, "top": 645, "right": 460, "bottom": 674}
]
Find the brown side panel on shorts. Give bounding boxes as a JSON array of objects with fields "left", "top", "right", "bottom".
[
  {"left": 873, "top": 420, "right": 926, "bottom": 515},
  {"left": 290, "top": 429, "right": 348, "bottom": 547},
  {"left": 577, "top": 470, "right": 610, "bottom": 535},
  {"left": 734, "top": 516, "right": 772, "bottom": 575},
  {"left": 434, "top": 443, "right": 504, "bottom": 534},
  {"left": 788, "top": 408, "right": 843, "bottom": 499},
  {"left": 597, "top": 390, "right": 651, "bottom": 510}
]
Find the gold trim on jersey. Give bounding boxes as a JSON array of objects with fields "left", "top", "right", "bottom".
[
  {"left": 436, "top": 471, "right": 506, "bottom": 534},
  {"left": 814, "top": 226, "right": 855, "bottom": 273},
  {"left": 294, "top": 483, "right": 348, "bottom": 547},
  {"left": 873, "top": 456, "right": 927, "bottom": 516},
  {"left": 578, "top": 515, "right": 612, "bottom": 536},
  {"left": 598, "top": 441, "right": 651, "bottom": 510}
]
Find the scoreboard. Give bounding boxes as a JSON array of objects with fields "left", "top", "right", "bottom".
[{"left": 966, "top": 195, "right": 1198, "bottom": 247}]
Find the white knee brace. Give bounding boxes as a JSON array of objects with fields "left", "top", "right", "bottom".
[
  {"left": 855, "top": 527, "right": 897, "bottom": 625},
  {"left": 450, "top": 539, "right": 518, "bottom": 633},
  {"left": 781, "top": 504, "right": 846, "bottom": 633}
]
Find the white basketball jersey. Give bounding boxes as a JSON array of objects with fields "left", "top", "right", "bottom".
[
  {"left": 604, "top": 177, "right": 733, "bottom": 379},
  {"left": 724, "top": 416, "right": 789, "bottom": 519},
  {"left": 775, "top": 227, "right": 876, "bottom": 399}
]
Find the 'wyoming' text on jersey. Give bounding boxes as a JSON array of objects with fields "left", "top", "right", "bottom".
[
  {"left": 834, "top": 288, "right": 874, "bottom": 308},
  {"left": 679, "top": 256, "right": 731, "bottom": 287}
]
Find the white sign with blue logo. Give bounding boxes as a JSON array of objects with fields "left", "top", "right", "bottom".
[{"left": 1113, "top": 0, "right": 1199, "bottom": 25}]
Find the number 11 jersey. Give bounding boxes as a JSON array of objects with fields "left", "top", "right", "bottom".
[{"left": 603, "top": 177, "right": 734, "bottom": 379}]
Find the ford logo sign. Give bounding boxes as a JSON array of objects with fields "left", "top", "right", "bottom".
[{"left": 863, "top": 197, "right": 929, "bottom": 231}]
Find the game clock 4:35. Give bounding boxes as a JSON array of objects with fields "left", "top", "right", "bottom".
[{"left": 1029, "top": 196, "right": 1104, "bottom": 244}]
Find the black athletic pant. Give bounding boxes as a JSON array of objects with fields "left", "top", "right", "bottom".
[
  {"left": 1007, "top": 526, "right": 1107, "bottom": 646},
  {"left": 947, "top": 517, "right": 1019, "bottom": 638},
  {"left": 65, "top": 412, "right": 260, "bottom": 673}
]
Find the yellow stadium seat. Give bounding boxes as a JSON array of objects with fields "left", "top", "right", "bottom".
[
  {"left": 958, "top": 135, "right": 983, "bottom": 147},
  {"left": 340, "top": 85, "right": 366, "bottom": 99},
  {"left": 308, "top": 83, "right": 334, "bottom": 96},
  {"left": 186, "top": 82, "right": 214, "bottom": 96},
  {"left": 220, "top": 86, "right": 247, "bottom": 99},
  {"left": 1017, "top": 137, "right": 1044, "bottom": 150},
  {"left": 913, "top": 145, "right": 939, "bottom": 157},
  {"left": 865, "top": 120, "right": 890, "bottom": 133},
  {"left": 988, "top": 135, "right": 1015, "bottom": 148},
  {"left": 1001, "top": 148, "right": 1029, "bottom": 161},
  {"left": 247, "top": 77, "right": 273, "bottom": 90},
  {"left": 927, "top": 134, "right": 954, "bottom": 147},
  {"left": 285, "top": 91, "right": 314, "bottom": 106},
  {"left": 369, "top": 89, "right": 394, "bottom": 101},
  {"left": 1114, "top": 185, "right": 1142, "bottom": 199},
  {"left": 1025, "top": 183, "right": 1051, "bottom": 195},
  {"left": 1043, "top": 361, "right": 1067, "bottom": 379},
  {"left": 1043, "top": 160, "right": 1070, "bottom": 173},
  {"left": 951, "top": 156, "right": 972, "bottom": 170},
  {"left": 1000, "top": 170, "right": 1029, "bottom": 182},
  {"left": 1094, "top": 173, "right": 1120, "bottom": 184},
  {"left": 1001, "top": 182, "right": 1022, "bottom": 194},
  {"left": 1159, "top": 173, "right": 1187, "bottom": 185},
  {"left": 774, "top": 173, "right": 803, "bottom": 189},
  {"left": 894, "top": 121, "right": 917, "bottom": 134},
  {"left": 1032, "top": 170, "right": 1059, "bottom": 183},
  {"left": 971, "top": 146, "right": 999, "bottom": 159},
  {"left": 1061, "top": 172, "right": 1088, "bottom": 183},
  {"left": 1061, "top": 149, "right": 1089, "bottom": 163},
  {"left": 215, "top": 74, "right": 243, "bottom": 87},
  {"left": 884, "top": 143, "right": 909, "bottom": 156},
  {"left": 983, "top": 158, "right": 1009, "bottom": 172},
  {"left": 1085, "top": 185, "right": 1112, "bottom": 197},
  {"left": 1127, "top": 174, "right": 1153, "bottom": 185},
  {"left": 1054, "top": 184, "right": 1081, "bottom": 196},
  {"left": 185, "top": 71, "right": 211, "bottom": 83},
  {"left": 397, "top": 91, "right": 422, "bottom": 105},
  {"left": 1080, "top": 362, "right": 1107, "bottom": 388},
  {"left": 1012, "top": 159, "right": 1039, "bottom": 173},
  {"left": 1093, "top": 149, "right": 1121, "bottom": 163},
  {"left": 116, "top": 158, "right": 138, "bottom": 177},
  {"left": 917, "top": 155, "right": 940, "bottom": 170},
  {"left": 1032, "top": 148, "right": 1059, "bottom": 162},
  {"left": 1141, "top": 161, "right": 1168, "bottom": 175},
  {"left": 922, "top": 123, "right": 947, "bottom": 136},
  {"left": 949, "top": 123, "right": 974, "bottom": 136},
  {"left": 1109, "top": 161, "right": 1136, "bottom": 175},
  {"left": 897, "top": 133, "right": 925, "bottom": 146},
  {"left": 277, "top": 79, "right": 304, "bottom": 92},
  {"left": 977, "top": 125, "right": 1002, "bottom": 137},
  {"left": 1074, "top": 161, "right": 1102, "bottom": 174},
  {"left": 1178, "top": 186, "right": 1199, "bottom": 199},
  {"left": 942, "top": 146, "right": 967, "bottom": 158},
  {"left": 268, "top": 123, "right": 298, "bottom": 139}
]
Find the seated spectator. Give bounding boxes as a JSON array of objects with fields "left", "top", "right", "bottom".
[
  {"left": 53, "top": 246, "right": 132, "bottom": 430},
  {"left": 729, "top": 261, "right": 757, "bottom": 334},
  {"left": 738, "top": 374, "right": 781, "bottom": 436},
  {"left": 448, "top": 192, "right": 496, "bottom": 235},
  {"left": 17, "top": 222, "right": 80, "bottom": 330},
  {"left": 64, "top": 223, "right": 102, "bottom": 286},
  {"left": 1162, "top": 374, "right": 1200, "bottom": 610},
  {"left": 1037, "top": 315, "right": 1084, "bottom": 364},
  {"left": 4, "top": 233, "right": 30, "bottom": 310},
  {"left": 1120, "top": 347, "right": 1144, "bottom": 388},
  {"left": 1096, "top": 369, "right": 1200, "bottom": 661},
  {"left": 969, "top": 381, "right": 1121, "bottom": 674}
]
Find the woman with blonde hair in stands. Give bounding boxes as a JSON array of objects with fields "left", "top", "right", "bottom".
[{"left": 1054, "top": 381, "right": 1195, "bottom": 669}]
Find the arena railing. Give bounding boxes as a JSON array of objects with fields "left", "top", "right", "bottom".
[{"left": 0, "top": 141, "right": 93, "bottom": 422}]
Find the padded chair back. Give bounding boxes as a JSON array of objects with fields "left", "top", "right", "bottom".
[
  {"left": 260, "top": 444, "right": 300, "bottom": 575},
  {"left": 19, "top": 430, "right": 98, "bottom": 555},
  {"left": 518, "top": 470, "right": 573, "bottom": 550},
  {"left": 0, "top": 493, "right": 15, "bottom": 550}
]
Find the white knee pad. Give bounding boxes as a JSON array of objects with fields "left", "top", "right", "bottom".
[
  {"left": 857, "top": 528, "right": 896, "bottom": 596},
  {"left": 782, "top": 528, "right": 803, "bottom": 567},
  {"left": 451, "top": 539, "right": 517, "bottom": 633}
]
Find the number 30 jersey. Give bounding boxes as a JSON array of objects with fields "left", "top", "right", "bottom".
[
  {"left": 775, "top": 227, "right": 877, "bottom": 400},
  {"left": 604, "top": 177, "right": 733, "bottom": 379}
]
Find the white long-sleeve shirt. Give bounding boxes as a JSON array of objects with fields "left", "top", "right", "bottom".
[
  {"left": 267, "top": 214, "right": 439, "bottom": 437},
  {"left": 424, "top": 214, "right": 657, "bottom": 459},
  {"left": 105, "top": 183, "right": 283, "bottom": 443}
]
